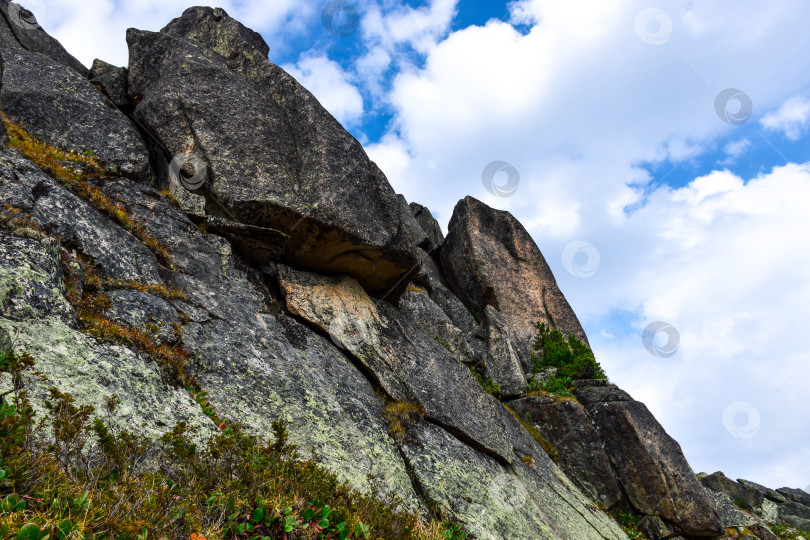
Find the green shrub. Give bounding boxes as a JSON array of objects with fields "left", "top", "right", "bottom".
[
  {"left": 527, "top": 375, "right": 574, "bottom": 397},
  {"left": 618, "top": 512, "right": 649, "bottom": 540},
  {"left": 531, "top": 323, "right": 606, "bottom": 381},
  {"left": 771, "top": 522, "right": 810, "bottom": 539}
]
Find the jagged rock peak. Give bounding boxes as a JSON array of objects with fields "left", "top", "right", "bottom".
[{"left": 126, "top": 6, "right": 420, "bottom": 297}]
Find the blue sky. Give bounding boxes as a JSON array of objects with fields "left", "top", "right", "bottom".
[{"left": 26, "top": 0, "right": 810, "bottom": 491}]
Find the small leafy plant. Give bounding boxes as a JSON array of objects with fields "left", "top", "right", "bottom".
[
  {"left": 469, "top": 366, "right": 501, "bottom": 399},
  {"left": 618, "top": 512, "right": 649, "bottom": 540},
  {"left": 528, "top": 323, "right": 606, "bottom": 397}
]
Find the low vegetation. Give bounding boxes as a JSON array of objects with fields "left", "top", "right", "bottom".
[
  {"left": 527, "top": 322, "right": 606, "bottom": 396},
  {"left": 1, "top": 113, "right": 173, "bottom": 267},
  {"left": 0, "top": 347, "right": 468, "bottom": 539},
  {"left": 382, "top": 401, "right": 426, "bottom": 444},
  {"left": 617, "top": 512, "right": 649, "bottom": 540},
  {"left": 468, "top": 366, "right": 501, "bottom": 399},
  {"left": 772, "top": 523, "right": 810, "bottom": 539}
]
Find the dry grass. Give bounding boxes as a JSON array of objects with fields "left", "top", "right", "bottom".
[
  {"left": 382, "top": 401, "right": 426, "bottom": 444},
  {"left": 2, "top": 113, "right": 173, "bottom": 267}
]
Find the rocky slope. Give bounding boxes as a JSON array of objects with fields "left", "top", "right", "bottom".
[{"left": 0, "top": 3, "right": 806, "bottom": 539}]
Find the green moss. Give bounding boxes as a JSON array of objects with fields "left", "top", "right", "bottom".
[
  {"left": 469, "top": 365, "right": 501, "bottom": 399},
  {"left": 502, "top": 405, "right": 559, "bottom": 463}
]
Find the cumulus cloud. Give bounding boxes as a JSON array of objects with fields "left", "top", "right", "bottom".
[
  {"left": 586, "top": 163, "right": 810, "bottom": 485},
  {"left": 282, "top": 55, "right": 365, "bottom": 126},
  {"left": 27, "top": 0, "right": 310, "bottom": 67},
  {"left": 761, "top": 95, "right": 810, "bottom": 141},
  {"left": 719, "top": 138, "right": 751, "bottom": 164}
]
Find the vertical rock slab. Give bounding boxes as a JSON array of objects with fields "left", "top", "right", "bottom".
[
  {"left": 126, "top": 7, "right": 418, "bottom": 296},
  {"left": 484, "top": 305, "right": 527, "bottom": 398},
  {"left": 439, "top": 196, "right": 588, "bottom": 366},
  {"left": 578, "top": 385, "right": 724, "bottom": 536},
  {"left": 409, "top": 201, "right": 444, "bottom": 253},
  {"left": 509, "top": 394, "right": 624, "bottom": 510},
  {"left": 276, "top": 264, "right": 517, "bottom": 463}
]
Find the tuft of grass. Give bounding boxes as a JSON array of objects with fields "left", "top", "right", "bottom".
[
  {"left": 1, "top": 113, "right": 173, "bottom": 267},
  {"left": 734, "top": 497, "right": 750, "bottom": 510},
  {"left": 383, "top": 401, "right": 426, "bottom": 444},
  {"left": 101, "top": 278, "right": 187, "bottom": 302},
  {"left": 73, "top": 293, "right": 189, "bottom": 385},
  {"left": 530, "top": 322, "right": 606, "bottom": 381}
]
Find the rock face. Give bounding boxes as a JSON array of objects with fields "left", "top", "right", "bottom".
[
  {"left": 0, "top": 4, "right": 747, "bottom": 538},
  {"left": 440, "top": 196, "right": 589, "bottom": 366},
  {"left": 509, "top": 394, "right": 624, "bottom": 510},
  {"left": 579, "top": 385, "right": 723, "bottom": 536},
  {"left": 0, "top": 46, "right": 150, "bottom": 180},
  {"left": 0, "top": 0, "right": 87, "bottom": 75},
  {"left": 700, "top": 472, "right": 810, "bottom": 539},
  {"left": 126, "top": 7, "right": 419, "bottom": 296},
  {"left": 409, "top": 201, "right": 444, "bottom": 253}
]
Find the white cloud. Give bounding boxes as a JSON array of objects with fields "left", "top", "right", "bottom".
[
  {"left": 761, "top": 95, "right": 810, "bottom": 141},
  {"left": 282, "top": 55, "right": 365, "bottom": 126},
  {"left": 27, "top": 0, "right": 310, "bottom": 67},
  {"left": 719, "top": 138, "right": 751, "bottom": 165},
  {"left": 586, "top": 163, "right": 810, "bottom": 486}
]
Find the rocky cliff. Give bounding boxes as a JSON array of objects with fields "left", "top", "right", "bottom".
[{"left": 0, "top": 3, "right": 805, "bottom": 540}]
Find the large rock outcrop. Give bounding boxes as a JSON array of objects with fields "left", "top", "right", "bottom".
[
  {"left": 440, "top": 196, "right": 589, "bottom": 366},
  {"left": 0, "top": 4, "right": 760, "bottom": 538},
  {"left": 577, "top": 385, "right": 724, "bottom": 536},
  {"left": 0, "top": 0, "right": 87, "bottom": 75},
  {"left": 126, "top": 7, "right": 419, "bottom": 296}
]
